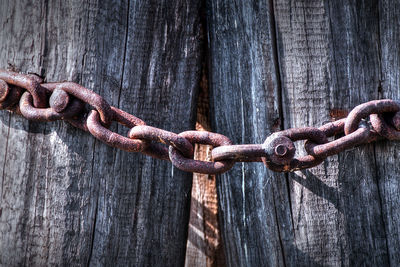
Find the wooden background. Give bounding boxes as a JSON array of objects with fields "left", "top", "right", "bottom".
[{"left": 1, "top": 0, "right": 400, "bottom": 266}]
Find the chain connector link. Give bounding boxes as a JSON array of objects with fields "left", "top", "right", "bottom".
[
  {"left": 0, "top": 69, "right": 47, "bottom": 108},
  {"left": 169, "top": 131, "right": 235, "bottom": 174}
]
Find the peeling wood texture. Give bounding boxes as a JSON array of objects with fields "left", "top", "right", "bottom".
[
  {"left": 0, "top": 0, "right": 202, "bottom": 266},
  {"left": 208, "top": 0, "right": 400, "bottom": 266}
]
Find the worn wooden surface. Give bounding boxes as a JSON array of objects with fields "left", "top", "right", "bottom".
[
  {"left": 276, "top": 0, "right": 388, "bottom": 265},
  {"left": 207, "top": 1, "right": 292, "bottom": 266},
  {"left": 2, "top": 0, "right": 400, "bottom": 266},
  {"left": 376, "top": 1, "right": 400, "bottom": 265},
  {"left": 0, "top": 0, "right": 202, "bottom": 266},
  {"left": 209, "top": 0, "right": 400, "bottom": 266}
]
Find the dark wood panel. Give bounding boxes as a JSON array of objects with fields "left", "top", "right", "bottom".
[
  {"left": 207, "top": 1, "right": 293, "bottom": 266},
  {"left": 376, "top": 0, "right": 400, "bottom": 265},
  {"left": 274, "top": 0, "right": 387, "bottom": 265},
  {"left": 209, "top": 0, "right": 394, "bottom": 266},
  {"left": 0, "top": 0, "right": 202, "bottom": 266}
]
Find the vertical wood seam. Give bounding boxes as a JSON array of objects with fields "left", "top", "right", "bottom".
[
  {"left": 377, "top": 3, "right": 383, "bottom": 100},
  {"left": 269, "top": 0, "right": 296, "bottom": 238},
  {"left": 374, "top": 5, "right": 392, "bottom": 266},
  {"left": 86, "top": 136, "right": 99, "bottom": 267},
  {"left": 372, "top": 144, "right": 391, "bottom": 266},
  {"left": 0, "top": 113, "right": 11, "bottom": 209},
  {"left": 271, "top": 189, "right": 287, "bottom": 267},
  {"left": 39, "top": 0, "right": 49, "bottom": 76},
  {"left": 117, "top": 0, "right": 131, "bottom": 111}
]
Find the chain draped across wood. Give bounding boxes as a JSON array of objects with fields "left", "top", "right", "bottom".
[{"left": 1, "top": 69, "right": 399, "bottom": 174}]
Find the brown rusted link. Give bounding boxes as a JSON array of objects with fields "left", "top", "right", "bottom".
[
  {"left": 212, "top": 144, "right": 265, "bottom": 162},
  {"left": 261, "top": 127, "right": 328, "bottom": 172},
  {"left": 54, "top": 82, "right": 113, "bottom": 126},
  {"left": 141, "top": 143, "right": 171, "bottom": 161},
  {"left": 41, "top": 82, "right": 62, "bottom": 91},
  {"left": 282, "top": 127, "right": 329, "bottom": 143},
  {"left": 128, "top": 125, "right": 194, "bottom": 158},
  {"left": 0, "top": 69, "right": 47, "bottom": 108},
  {"left": 264, "top": 155, "right": 325, "bottom": 172},
  {"left": 49, "top": 88, "right": 70, "bottom": 113},
  {"left": 67, "top": 106, "right": 146, "bottom": 134},
  {"left": 345, "top": 99, "right": 400, "bottom": 135},
  {"left": 388, "top": 111, "right": 400, "bottom": 131},
  {"left": 305, "top": 124, "right": 373, "bottom": 158},
  {"left": 65, "top": 116, "right": 89, "bottom": 132},
  {"left": 318, "top": 118, "right": 346, "bottom": 137},
  {"left": 111, "top": 106, "right": 145, "bottom": 128},
  {"left": 19, "top": 91, "right": 84, "bottom": 121},
  {"left": 0, "top": 83, "right": 24, "bottom": 111},
  {"left": 169, "top": 131, "right": 235, "bottom": 174},
  {"left": 370, "top": 113, "right": 400, "bottom": 140},
  {"left": 0, "top": 79, "right": 10, "bottom": 102},
  {"left": 87, "top": 110, "right": 147, "bottom": 152}
]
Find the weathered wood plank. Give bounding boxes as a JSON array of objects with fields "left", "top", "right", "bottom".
[
  {"left": 376, "top": 0, "right": 400, "bottom": 265},
  {"left": 0, "top": 0, "right": 202, "bottom": 266},
  {"left": 209, "top": 0, "right": 396, "bottom": 266},
  {"left": 274, "top": 0, "right": 388, "bottom": 265},
  {"left": 207, "top": 1, "right": 294, "bottom": 266}
]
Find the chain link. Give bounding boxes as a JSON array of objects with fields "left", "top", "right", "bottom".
[{"left": 1, "top": 69, "right": 399, "bottom": 174}]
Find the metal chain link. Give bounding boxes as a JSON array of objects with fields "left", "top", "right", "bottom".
[{"left": 1, "top": 69, "right": 399, "bottom": 174}]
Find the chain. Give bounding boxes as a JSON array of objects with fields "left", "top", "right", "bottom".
[{"left": 1, "top": 69, "right": 399, "bottom": 174}]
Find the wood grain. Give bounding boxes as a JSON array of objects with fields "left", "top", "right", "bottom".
[
  {"left": 207, "top": 1, "right": 292, "bottom": 266},
  {"left": 0, "top": 0, "right": 202, "bottom": 266},
  {"left": 375, "top": 0, "right": 400, "bottom": 264},
  {"left": 274, "top": 0, "right": 388, "bottom": 265},
  {"left": 209, "top": 0, "right": 398, "bottom": 266}
]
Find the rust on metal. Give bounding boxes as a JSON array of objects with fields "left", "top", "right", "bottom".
[
  {"left": 370, "top": 113, "right": 400, "bottom": 140},
  {"left": 111, "top": 106, "right": 146, "bottom": 128},
  {"left": 212, "top": 144, "right": 265, "bottom": 162},
  {"left": 49, "top": 88, "right": 70, "bottom": 113},
  {"left": 19, "top": 91, "right": 84, "bottom": 121},
  {"left": 0, "top": 79, "right": 10, "bottom": 102},
  {"left": 0, "top": 83, "right": 23, "bottom": 111},
  {"left": 344, "top": 99, "right": 400, "bottom": 135},
  {"left": 142, "top": 143, "right": 171, "bottom": 161},
  {"left": 55, "top": 82, "right": 113, "bottom": 126},
  {"left": 329, "top": 108, "right": 349, "bottom": 120},
  {"left": 318, "top": 118, "right": 346, "bottom": 137},
  {"left": 305, "top": 124, "right": 372, "bottom": 158},
  {"left": 261, "top": 127, "right": 328, "bottom": 172},
  {"left": 86, "top": 110, "right": 147, "bottom": 152},
  {"left": 1, "top": 69, "right": 400, "bottom": 174},
  {"left": 128, "top": 125, "right": 194, "bottom": 158},
  {"left": 169, "top": 131, "right": 235, "bottom": 174},
  {"left": 0, "top": 69, "right": 47, "bottom": 108},
  {"left": 389, "top": 111, "right": 400, "bottom": 131}
]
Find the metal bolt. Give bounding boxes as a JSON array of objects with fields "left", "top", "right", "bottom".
[{"left": 274, "top": 144, "right": 288, "bottom": 157}]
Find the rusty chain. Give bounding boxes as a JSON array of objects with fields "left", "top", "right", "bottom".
[{"left": 1, "top": 69, "right": 399, "bottom": 174}]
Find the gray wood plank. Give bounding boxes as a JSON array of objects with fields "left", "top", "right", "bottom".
[
  {"left": 376, "top": 0, "right": 400, "bottom": 265},
  {"left": 0, "top": 0, "right": 202, "bottom": 266},
  {"left": 207, "top": 1, "right": 294, "bottom": 266},
  {"left": 209, "top": 0, "right": 396, "bottom": 266},
  {"left": 274, "top": 0, "right": 388, "bottom": 266}
]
